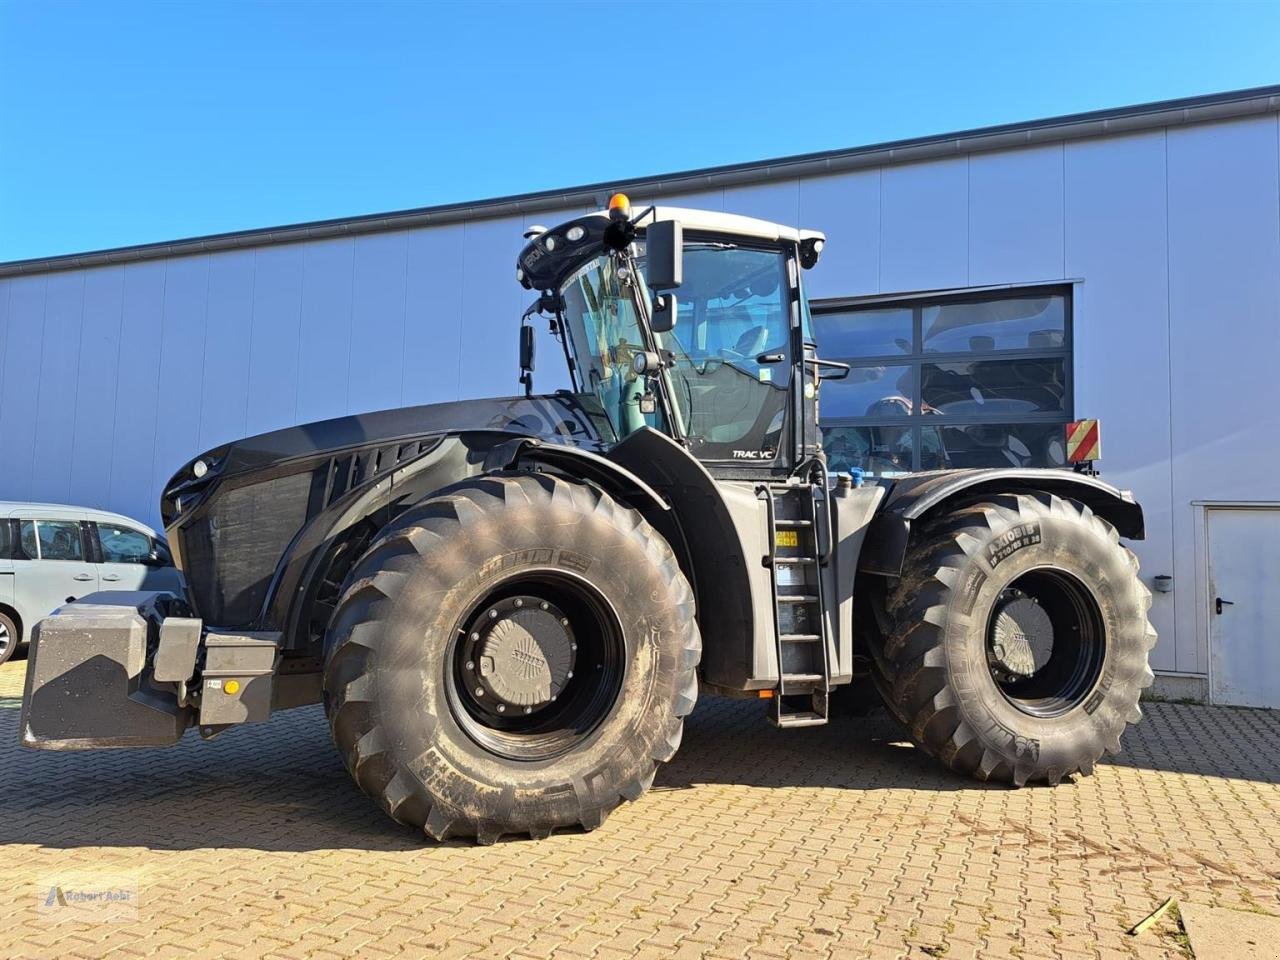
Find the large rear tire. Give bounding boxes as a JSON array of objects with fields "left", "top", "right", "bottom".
[
  {"left": 871, "top": 492, "right": 1155, "bottom": 786},
  {"left": 324, "top": 472, "right": 700, "bottom": 843}
]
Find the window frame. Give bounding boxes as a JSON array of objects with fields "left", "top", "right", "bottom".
[
  {"left": 16, "top": 518, "right": 94, "bottom": 562},
  {"left": 813, "top": 285, "right": 1074, "bottom": 472},
  {"left": 91, "top": 521, "right": 156, "bottom": 566}
]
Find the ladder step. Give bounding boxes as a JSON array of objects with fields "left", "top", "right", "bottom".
[
  {"left": 781, "top": 673, "right": 824, "bottom": 684},
  {"left": 773, "top": 556, "right": 817, "bottom": 565},
  {"left": 780, "top": 633, "right": 821, "bottom": 642},
  {"left": 774, "top": 519, "right": 812, "bottom": 528},
  {"left": 777, "top": 594, "right": 818, "bottom": 603},
  {"left": 775, "top": 711, "right": 828, "bottom": 728}
]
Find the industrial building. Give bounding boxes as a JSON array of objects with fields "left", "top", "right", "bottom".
[{"left": 2, "top": 85, "right": 1277, "bottom": 706}]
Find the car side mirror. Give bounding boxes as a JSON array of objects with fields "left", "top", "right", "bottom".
[
  {"left": 519, "top": 324, "right": 536, "bottom": 396},
  {"left": 651, "top": 294, "right": 678, "bottom": 334},
  {"left": 646, "top": 219, "right": 683, "bottom": 291}
]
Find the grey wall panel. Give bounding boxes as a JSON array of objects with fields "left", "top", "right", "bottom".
[
  {"left": 197, "top": 251, "right": 255, "bottom": 451},
  {"left": 969, "top": 144, "right": 1065, "bottom": 285},
  {"left": 880, "top": 158, "right": 968, "bottom": 293},
  {"left": 725, "top": 181, "right": 800, "bottom": 229},
  {"left": 295, "top": 238, "right": 356, "bottom": 426},
  {"left": 0, "top": 276, "right": 48, "bottom": 503},
  {"left": 403, "top": 225, "right": 465, "bottom": 407},
  {"left": 68, "top": 268, "right": 126, "bottom": 509},
  {"left": 0, "top": 281, "right": 10, "bottom": 416},
  {"left": 150, "top": 256, "right": 212, "bottom": 512},
  {"left": 30, "top": 272, "right": 86, "bottom": 504},
  {"left": 1065, "top": 130, "right": 1176, "bottom": 671},
  {"left": 798, "top": 170, "right": 881, "bottom": 299},
  {"left": 107, "top": 262, "right": 166, "bottom": 525},
  {"left": 1167, "top": 115, "right": 1280, "bottom": 675},
  {"left": 245, "top": 246, "right": 304, "bottom": 436},
  {"left": 347, "top": 233, "right": 408, "bottom": 416},
  {"left": 459, "top": 218, "right": 526, "bottom": 401}
]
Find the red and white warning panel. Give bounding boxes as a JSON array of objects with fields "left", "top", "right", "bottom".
[{"left": 1065, "top": 419, "right": 1101, "bottom": 463}]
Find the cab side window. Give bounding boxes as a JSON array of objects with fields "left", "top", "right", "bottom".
[
  {"left": 0, "top": 521, "right": 11, "bottom": 559},
  {"left": 98, "top": 524, "right": 152, "bottom": 564},
  {"left": 19, "top": 520, "right": 86, "bottom": 561}
]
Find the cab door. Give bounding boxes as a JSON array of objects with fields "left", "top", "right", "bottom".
[{"left": 13, "top": 515, "right": 99, "bottom": 631}]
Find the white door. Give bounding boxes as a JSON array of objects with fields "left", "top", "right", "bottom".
[
  {"left": 1208, "top": 507, "right": 1280, "bottom": 708},
  {"left": 14, "top": 518, "right": 99, "bottom": 632}
]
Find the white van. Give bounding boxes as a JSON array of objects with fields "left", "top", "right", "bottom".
[{"left": 0, "top": 503, "right": 185, "bottom": 666}]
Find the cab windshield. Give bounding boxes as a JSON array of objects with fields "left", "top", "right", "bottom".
[{"left": 559, "top": 255, "right": 666, "bottom": 439}]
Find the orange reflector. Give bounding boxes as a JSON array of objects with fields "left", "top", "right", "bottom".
[
  {"left": 775, "top": 530, "right": 799, "bottom": 549},
  {"left": 758, "top": 690, "right": 775, "bottom": 699}
]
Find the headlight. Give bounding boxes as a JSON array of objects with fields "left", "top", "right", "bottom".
[
  {"left": 544, "top": 235, "right": 557, "bottom": 252},
  {"left": 566, "top": 225, "right": 586, "bottom": 242}
]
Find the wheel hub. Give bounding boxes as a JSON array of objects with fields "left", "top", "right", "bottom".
[
  {"left": 463, "top": 597, "right": 576, "bottom": 714},
  {"left": 989, "top": 592, "right": 1054, "bottom": 679}
]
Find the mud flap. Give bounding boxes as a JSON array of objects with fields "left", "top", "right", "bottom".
[{"left": 20, "top": 592, "right": 194, "bottom": 749}]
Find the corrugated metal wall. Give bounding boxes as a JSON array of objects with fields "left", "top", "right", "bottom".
[{"left": 2, "top": 112, "right": 1278, "bottom": 677}]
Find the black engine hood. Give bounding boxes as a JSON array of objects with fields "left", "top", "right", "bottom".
[{"left": 162, "top": 393, "right": 614, "bottom": 519}]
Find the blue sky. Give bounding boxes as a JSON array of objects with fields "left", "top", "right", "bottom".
[{"left": 2, "top": 0, "right": 1278, "bottom": 262}]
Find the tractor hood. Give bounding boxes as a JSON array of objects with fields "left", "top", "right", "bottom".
[{"left": 159, "top": 393, "right": 616, "bottom": 629}]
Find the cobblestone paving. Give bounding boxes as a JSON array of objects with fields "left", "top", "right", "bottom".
[{"left": 1, "top": 658, "right": 1277, "bottom": 959}]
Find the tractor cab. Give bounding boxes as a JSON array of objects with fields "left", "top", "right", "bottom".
[{"left": 517, "top": 195, "right": 839, "bottom": 477}]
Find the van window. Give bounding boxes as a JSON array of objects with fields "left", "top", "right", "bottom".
[
  {"left": 0, "top": 521, "right": 11, "bottom": 559},
  {"left": 98, "top": 524, "right": 152, "bottom": 564},
  {"left": 19, "top": 520, "right": 86, "bottom": 561}
]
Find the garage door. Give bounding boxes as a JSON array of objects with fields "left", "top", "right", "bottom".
[{"left": 1208, "top": 507, "right": 1280, "bottom": 708}]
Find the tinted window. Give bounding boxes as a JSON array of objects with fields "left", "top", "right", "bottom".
[
  {"left": 99, "top": 524, "right": 152, "bottom": 564},
  {"left": 820, "top": 365, "right": 914, "bottom": 419},
  {"left": 0, "top": 521, "right": 10, "bottom": 559},
  {"left": 922, "top": 296, "right": 1065, "bottom": 353},
  {"left": 20, "top": 520, "right": 85, "bottom": 561},
  {"left": 815, "top": 289, "right": 1071, "bottom": 475},
  {"left": 813, "top": 307, "right": 912, "bottom": 358}
]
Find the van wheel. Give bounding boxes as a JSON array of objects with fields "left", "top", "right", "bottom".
[
  {"left": 324, "top": 472, "right": 701, "bottom": 844},
  {"left": 871, "top": 492, "right": 1156, "bottom": 786},
  {"left": 0, "top": 611, "right": 18, "bottom": 666}
]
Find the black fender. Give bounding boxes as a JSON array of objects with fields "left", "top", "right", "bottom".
[
  {"left": 859, "top": 468, "right": 1146, "bottom": 577},
  {"left": 483, "top": 436, "right": 670, "bottom": 517},
  {"left": 607, "top": 428, "right": 762, "bottom": 690}
]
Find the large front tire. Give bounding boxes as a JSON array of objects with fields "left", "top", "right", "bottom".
[
  {"left": 324, "top": 472, "right": 700, "bottom": 843},
  {"left": 871, "top": 492, "right": 1156, "bottom": 786}
]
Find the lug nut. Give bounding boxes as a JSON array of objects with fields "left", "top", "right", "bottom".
[
  {"left": 570, "top": 642, "right": 577, "bottom": 651},
  {"left": 465, "top": 661, "right": 474, "bottom": 671},
  {"left": 524, "top": 707, "right": 532, "bottom": 714},
  {"left": 475, "top": 688, "right": 484, "bottom": 697},
  {"left": 566, "top": 670, "right": 574, "bottom": 679},
  {"left": 496, "top": 704, "right": 506, "bottom": 713},
  {"left": 471, "top": 632, "right": 480, "bottom": 641},
  {"left": 514, "top": 599, "right": 523, "bottom": 608},
  {"left": 561, "top": 618, "right": 569, "bottom": 626},
  {"left": 489, "top": 610, "right": 498, "bottom": 620},
  {"left": 540, "top": 602, "right": 549, "bottom": 610}
]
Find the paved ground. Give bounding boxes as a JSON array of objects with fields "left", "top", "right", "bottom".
[{"left": 1, "top": 657, "right": 1278, "bottom": 960}]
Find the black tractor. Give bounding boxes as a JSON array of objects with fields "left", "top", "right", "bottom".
[{"left": 21, "top": 194, "right": 1155, "bottom": 844}]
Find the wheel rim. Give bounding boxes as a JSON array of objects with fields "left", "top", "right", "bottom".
[
  {"left": 985, "top": 568, "right": 1106, "bottom": 718},
  {"left": 445, "top": 571, "right": 626, "bottom": 761},
  {"left": 0, "top": 621, "right": 10, "bottom": 658}
]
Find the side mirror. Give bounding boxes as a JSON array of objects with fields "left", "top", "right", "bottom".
[
  {"left": 646, "top": 219, "right": 683, "bottom": 291},
  {"left": 651, "top": 294, "right": 678, "bottom": 334},
  {"left": 519, "top": 325, "right": 536, "bottom": 395}
]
